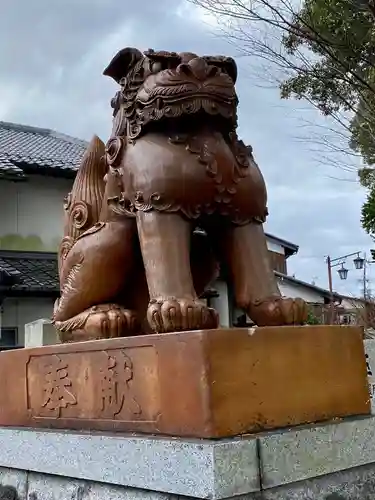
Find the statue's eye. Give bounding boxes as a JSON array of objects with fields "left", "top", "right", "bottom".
[
  {"left": 110, "top": 91, "right": 123, "bottom": 110},
  {"left": 151, "top": 61, "right": 162, "bottom": 73},
  {"left": 110, "top": 95, "right": 118, "bottom": 110}
]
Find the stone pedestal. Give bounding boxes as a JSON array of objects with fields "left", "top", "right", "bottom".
[
  {"left": 2, "top": 417, "right": 375, "bottom": 499},
  {"left": 0, "top": 325, "right": 370, "bottom": 437},
  {"left": 24, "top": 318, "right": 60, "bottom": 348}
]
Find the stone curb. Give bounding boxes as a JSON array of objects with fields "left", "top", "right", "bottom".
[
  {"left": 258, "top": 416, "right": 375, "bottom": 489},
  {"left": 0, "top": 428, "right": 259, "bottom": 499},
  {"left": 2, "top": 417, "right": 375, "bottom": 497}
]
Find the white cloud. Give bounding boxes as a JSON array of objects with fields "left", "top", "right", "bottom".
[{"left": 175, "top": 2, "right": 219, "bottom": 27}]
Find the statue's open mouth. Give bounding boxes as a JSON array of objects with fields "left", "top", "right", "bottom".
[
  {"left": 138, "top": 91, "right": 237, "bottom": 108},
  {"left": 135, "top": 92, "right": 237, "bottom": 131},
  {"left": 139, "top": 69, "right": 237, "bottom": 102},
  {"left": 135, "top": 73, "right": 238, "bottom": 124}
]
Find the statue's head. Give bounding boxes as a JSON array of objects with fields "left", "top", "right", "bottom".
[{"left": 104, "top": 47, "right": 238, "bottom": 140}]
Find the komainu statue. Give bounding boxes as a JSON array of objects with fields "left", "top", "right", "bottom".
[{"left": 53, "top": 48, "right": 308, "bottom": 342}]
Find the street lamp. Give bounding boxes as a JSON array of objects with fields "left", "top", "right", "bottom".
[
  {"left": 354, "top": 255, "right": 365, "bottom": 270},
  {"left": 327, "top": 252, "right": 364, "bottom": 281},
  {"left": 337, "top": 264, "right": 349, "bottom": 280},
  {"left": 326, "top": 251, "right": 365, "bottom": 323}
]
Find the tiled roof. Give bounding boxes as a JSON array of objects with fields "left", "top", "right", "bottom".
[
  {"left": 0, "top": 251, "right": 59, "bottom": 295},
  {"left": 0, "top": 121, "right": 87, "bottom": 179}
]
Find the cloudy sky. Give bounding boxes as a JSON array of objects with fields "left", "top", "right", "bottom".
[{"left": 0, "top": 0, "right": 373, "bottom": 296}]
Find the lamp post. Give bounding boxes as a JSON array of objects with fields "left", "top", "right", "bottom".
[{"left": 326, "top": 252, "right": 365, "bottom": 324}]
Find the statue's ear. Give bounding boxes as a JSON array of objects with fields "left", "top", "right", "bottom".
[
  {"left": 103, "top": 48, "right": 143, "bottom": 83},
  {"left": 223, "top": 57, "right": 237, "bottom": 84}
]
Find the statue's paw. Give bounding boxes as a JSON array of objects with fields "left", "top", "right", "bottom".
[
  {"left": 249, "top": 297, "right": 308, "bottom": 327},
  {"left": 84, "top": 304, "right": 140, "bottom": 339},
  {"left": 147, "top": 297, "right": 219, "bottom": 333},
  {"left": 55, "top": 304, "right": 140, "bottom": 343}
]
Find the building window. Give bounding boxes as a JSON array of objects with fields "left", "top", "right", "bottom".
[
  {"left": 341, "top": 315, "right": 352, "bottom": 325},
  {"left": 0, "top": 328, "right": 17, "bottom": 350}
]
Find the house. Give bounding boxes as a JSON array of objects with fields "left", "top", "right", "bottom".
[
  {"left": 0, "top": 121, "right": 86, "bottom": 348},
  {"left": 337, "top": 295, "right": 374, "bottom": 329},
  {"left": 0, "top": 121, "right": 343, "bottom": 347}
]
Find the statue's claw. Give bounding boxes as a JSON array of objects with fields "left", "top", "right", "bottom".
[
  {"left": 53, "top": 303, "right": 140, "bottom": 343},
  {"left": 248, "top": 297, "right": 308, "bottom": 327},
  {"left": 147, "top": 297, "right": 219, "bottom": 333}
]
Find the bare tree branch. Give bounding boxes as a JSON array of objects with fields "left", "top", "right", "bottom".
[{"left": 189, "top": 0, "right": 375, "bottom": 174}]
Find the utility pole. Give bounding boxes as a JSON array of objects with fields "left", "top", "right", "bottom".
[
  {"left": 362, "top": 253, "right": 368, "bottom": 299},
  {"left": 327, "top": 256, "right": 334, "bottom": 324}
]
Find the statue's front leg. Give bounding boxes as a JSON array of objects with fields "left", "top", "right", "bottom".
[
  {"left": 136, "top": 211, "right": 219, "bottom": 333},
  {"left": 222, "top": 222, "right": 308, "bottom": 326}
]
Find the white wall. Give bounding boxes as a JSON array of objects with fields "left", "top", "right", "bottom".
[
  {"left": 0, "top": 175, "right": 72, "bottom": 251},
  {"left": 277, "top": 278, "right": 325, "bottom": 303},
  {"left": 1, "top": 297, "right": 55, "bottom": 346},
  {"left": 266, "top": 240, "right": 285, "bottom": 255},
  {"left": 210, "top": 280, "right": 230, "bottom": 327},
  {"left": 0, "top": 175, "right": 69, "bottom": 343}
]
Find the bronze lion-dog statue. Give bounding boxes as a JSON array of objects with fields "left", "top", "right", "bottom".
[{"left": 53, "top": 48, "right": 308, "bottom": 342}]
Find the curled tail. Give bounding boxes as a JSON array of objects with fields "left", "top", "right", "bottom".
[
  {"left": 59, "top": 135, "right": 107, "bottom": 274},
  {"left": 54, "top": 134, "right": 141, "bottom": 342}
]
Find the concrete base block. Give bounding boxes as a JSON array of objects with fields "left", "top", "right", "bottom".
[
  {"left": 24, "top": 319, "right": 60, "bottom": 348},
  {"left": 4, "top": 465, "right": 375, "bottom": 500},
  {"left": 257, "top": 464, "right": 375, "bottom": 499},
  {"left": 0, "top": 428, "right": 259, "bottom": 499},
  {"left": 258, "top": 416, "right": 375, "bottom": 489},
  {"left": 27, "top": 473, "right": 169, "bottom": 500},
  {"left": 2, "top": 416, "right": 375, "bottom": 499}
]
